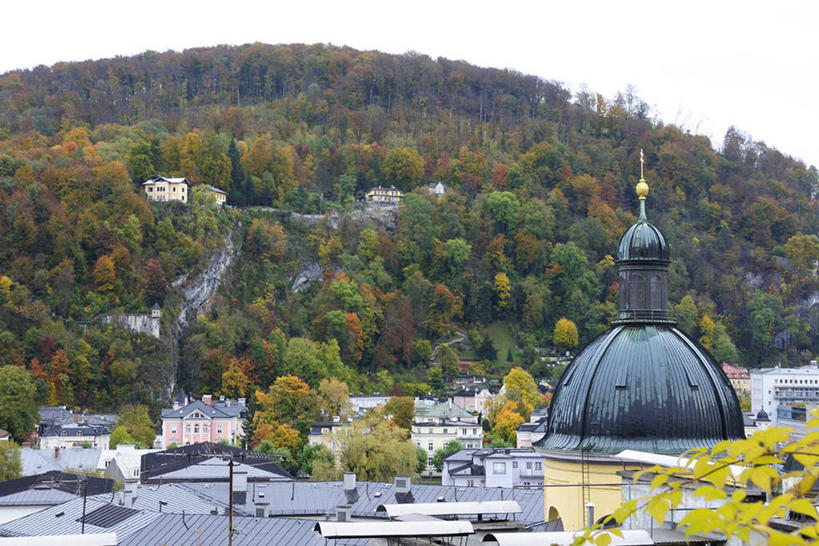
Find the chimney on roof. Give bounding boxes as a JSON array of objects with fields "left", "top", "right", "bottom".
[
  {"left": 336, "top": 505, "right": 351, "bottom": 522},
  {"left": 232, "top": 469, "right": 248, "bottom": 505},
  {"left": 203, "top": 394, "right": 212, "bottom": 406},
  {"left": 343, "top": 472, "right": 356, "bottom": 491},
  {"left": 54, "top": 447, "right": 59, "bottom": 459},
  {"left": 225, "top": 399, "right": 231, "bottom": 407},
  {"left": 238, "top": 398, "right": 246, "bottom": 406},
  {"left": 123, "top": 481, "right": 137, "bottom": 508}
]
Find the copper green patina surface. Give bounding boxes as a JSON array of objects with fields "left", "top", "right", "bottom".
[
  {"left": 536, "top": 325, "right": 744, "bottom": 455},
  {"left": 616, "top": 219, "right": 669, "bottom": 262}
]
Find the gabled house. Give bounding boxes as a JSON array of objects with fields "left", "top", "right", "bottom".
[
  {"left": 203, "top": 184, "right": 227, "bottom": 206},
  {"left": 442, "top": 448, "right": 544, "bottom": 488},
  {"left": 160, "top": 394, "right": 247, "bottom": 448},
  {"left": 142, "top": 175, "right": 190, "bottom": 203},
  {"left": 38, "top": 423, "right": 111, "bottom": 450}
]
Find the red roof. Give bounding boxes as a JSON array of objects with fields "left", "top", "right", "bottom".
[{"left": 722, "top": 362, "right": 749, "bottom": 379}]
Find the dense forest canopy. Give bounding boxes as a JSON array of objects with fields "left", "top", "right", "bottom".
[{"left": 0, "top": 42, "right": 817, "bottom": 429}]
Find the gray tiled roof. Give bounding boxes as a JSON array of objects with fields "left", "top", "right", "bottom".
[
  {"left": 0, "top": 497, "right": 160, "bottom": 540},
  {"left": 119, "top": 513, "right": 362, "bottom": 546},
  {"left": 181, "top": 480, "right": 545, "bottom": 525},
  {"left": 160, "top": 399, "right": 245, "bottom": 419},
  {"left": 20, "top": 448, "right": 103, "bottom": 475},
  {"left": 39, "top": 423, "right": 111, "bottom": 438}
]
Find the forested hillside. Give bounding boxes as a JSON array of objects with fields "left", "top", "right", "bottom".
[{"left": 0, "top": 42, "right": 817, "bottom": 423}]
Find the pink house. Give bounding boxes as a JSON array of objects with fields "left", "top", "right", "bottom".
[{"left": 160, "top": 394, "right": 247, "bottom": 448}]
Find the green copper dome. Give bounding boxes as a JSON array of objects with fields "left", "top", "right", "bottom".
[{"left": 617, "top": 220, "right": 669, "bottom": 262}]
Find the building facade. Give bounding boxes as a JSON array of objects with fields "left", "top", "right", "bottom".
[
  {"left": 160, "top": 395, "right": 247, "bottom": 448},
  {"left": 750, "top": 363, "right": 819, "bottom": 420},
  {"left": 38, "top": 424, "right": 111, "bottom": 450},
  {"left": 722, "top": 362, "right": 751, "bottom": 394},
  {"left": 442, "top": 448, "right": 544, "bottom": 488},
  {"left": 204, "top": 184, "right": 227, "bottom": 205},
  {"left": 142, "top": 175, "right": 190, "bottom": 203},
  {"left": 365, "top": 186, "right": 403, "bottom": 203},
  {"left": 412, "top": 420, "right": 483, "bottom": 471}
]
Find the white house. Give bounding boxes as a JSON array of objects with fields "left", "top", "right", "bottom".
[
  {"left": 142, "top": 175, "right": 190, "bottom": 203},
  {"left": 442, "top": 448, "right": 544, "bottom": 488}
]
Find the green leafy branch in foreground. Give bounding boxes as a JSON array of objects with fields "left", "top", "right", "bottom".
[{"left": 575, "top": 411, "right": 819, "bottom": 546}]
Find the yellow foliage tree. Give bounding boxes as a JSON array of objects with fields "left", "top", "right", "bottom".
[
  {"left": 494, "top": 272, "right": 511, "bottom": 312},
  {"left": 492, "top": 401, "right": 525, "bottom": 444},
  {"left": 554, "top": 317, "right": 579, "bottom": 351}
]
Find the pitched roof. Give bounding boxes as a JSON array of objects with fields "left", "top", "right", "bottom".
[
  {"left": 0, "top": 472, "right": 114, "bottom": 498},
  {"left": 0, "top": 497, "right": 159, "bottom": 540},
  {"left": 148, "top": 457, "right": 289, "bottom": 482},
  {"left": 21, "top": 448, "right": 104, "bottom": 475},
  {"left": 90, "top": 483, "right": 231, "bottom": 515},
  {"left": 0, "top": 488, "right": 78, "bottom": 506},
  {"left": 160, "top": 399, "right": 245, "bottom": 419},
  {"left": 39, "top": 423, "right": 111, "bottom": 438},
  {"left": 140, "top": 442, "right": 291, "bottom": 482},
  {"left": 119, "top": 513, "right": 356, "bottom": 546},
  {"left": 142, "top": 175, "right": 189, "bottom": 186}
]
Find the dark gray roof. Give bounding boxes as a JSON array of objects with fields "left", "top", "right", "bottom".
[
  {"left": 141, "top": 442, "right": 290, "bottom": 483},
  {"left": 180, "top": 480, "right": 545, "bottom": 525},
  {"left": 0, "top": 497, "right": 159, "bottom": 540},
  {"left": 0, "top": 488, "right": 77, "bottom": 506},
  {"left": 120, "top": 513, "right": 361, "bottom": 546},
  {"left": 38, "top": 407, "right": 74, "bottom": 426},
  {"left": 150, "top": 458, "right": 289, "bottom": 482},
  {"left": 0, "top": 471, "right": 114, "bottom": 498},
  {"left": 160, "top": 399, "right": 245, "bottom": 419},
  {"left": 39, "top": 423, "right": 111, "bottom": 438}
]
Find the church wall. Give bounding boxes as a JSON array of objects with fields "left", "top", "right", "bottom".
[{"left": 543, "top": 456, "right": 638, "bottom": 531}]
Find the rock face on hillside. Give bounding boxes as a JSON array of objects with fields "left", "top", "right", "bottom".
[
  {"left": 101, "top": 313, "right": 160, "bottom": 338},
  {"left": 349, "top": 202, "right": 399, "bottom": 230}
]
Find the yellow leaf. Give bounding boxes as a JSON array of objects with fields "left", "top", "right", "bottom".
[
  {"left": 647, "top": 498, "right": 669, "bottom": 525},
  {"left": 789, "top": 498, "right": 819, "bottom": 520},
  {"left": 595, "top": 533, "right": 612, "bottom": 546},
  {"left": 650, "top": 473, "right": 668, "bottom": 490},
  {"left": 732, "top": 489, "right": 746, "bottom": 503},
  {"left": 694, "top": 485, "right": 727, "bottom": 501},
  {"left": 798, "top": 474, "right": 817, "bottom": 496},
  {"left": 794, "top": 453, "right": 819, "bottom": 469}
]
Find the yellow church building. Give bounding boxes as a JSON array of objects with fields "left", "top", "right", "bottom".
[{"left": 534, "top": 155, "right": 745, "bottom": 530}]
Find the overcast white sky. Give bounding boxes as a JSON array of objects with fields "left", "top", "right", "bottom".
[{"left": 3, "top": 1, "right": 817, "bottom": 168}]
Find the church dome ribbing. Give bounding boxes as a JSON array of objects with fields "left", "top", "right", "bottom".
[{"left": 537, "top": 154, "right": 745, "bottom": 455}]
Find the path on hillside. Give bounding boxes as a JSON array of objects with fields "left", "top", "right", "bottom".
[{"left": 430, "top": 328, "right": 467, "bottom": 361}]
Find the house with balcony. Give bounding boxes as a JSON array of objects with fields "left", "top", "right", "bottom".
[
  {"left": 751, "top": 362, "right": 819, "bottom": 423},
  {"left": 142, "top": 175, "right": 190, "bottom": 203},
  {"left": 365, "top": 185, "right": 403, "bottom": 203},
  {"left": 160, "top": 394, "right": 247, "bottom": 448},
  {"left": 441, "top": 448, "right": 544, "bottom": 488}
]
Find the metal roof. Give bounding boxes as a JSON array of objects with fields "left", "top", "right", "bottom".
[
  {"left": 613, "top": 449, "right": 745, "bottom": 481},
  {"left": 21, "top": 448, "right": 103, "bottom": 476},
  {"left": 0, "top": 488, "right": 77, "bottom": 506},
  {"left": 482, "top": 530, "right": 654, "bottom": 545},
  {"left": 180, "top": 480, "right": 545, "bottom": 524},
  {"left": 150, "top": 457, "right": 288, "bottom": 481},
  {"left": 377, "top": 500, "right": 521, "bottom": 518},
  {"left": 90, "top": 483, "right": 232, "bottom": 515},
  {"left": 315, "top": 520, "right": 473, "bottom": 538},
  {"left": 119, "top": 513, "right": 361, "bottom": 546},
  {"left": 0, "top": 533, "right": 117, "bottom": 545},
  {"left": 0, "top": 498, "right": 159, "bottom": 540},
  {"left": 538, "top": 324, "right": 745, "bottom": 455},
  {"left": 160, "top": 399, "right": 244, "bottom": 419}
]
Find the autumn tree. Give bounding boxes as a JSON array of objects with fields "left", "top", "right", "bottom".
[
  {"left": 253, "top": 374, "right": 316, "bottom": 443},
  {"left": 554, "top": 318, "right": 579, "bottom": 351},
  {"left": 491, "top": 401, "right": 525, "bottom": 445},
  {"left": 339, "top": 418, "right": 419, "bottom": 482},
  {"left": 316, "top": 378, "right": 353, "bottom": 420},
  {"left": 383, "top": 147, "right": 424, "bottom": 190},
  {"left": 118, "top": 404, "right": 156, "bottom": 448},
  {"left": 383, "top": 396, "right": 415, "bottom": 430}
]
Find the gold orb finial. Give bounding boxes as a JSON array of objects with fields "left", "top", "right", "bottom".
[{"left": 636, "top": 149, "right": 649, "bottom": 200}]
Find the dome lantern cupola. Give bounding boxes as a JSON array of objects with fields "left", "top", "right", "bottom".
[{"left": 614, "top": 150, "right": 673, "bottom": 325}]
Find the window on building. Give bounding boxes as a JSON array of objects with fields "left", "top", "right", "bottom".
[
  {"left": 427, "top": 457, "right": 433, "bottom": 467},
  {"left": 428, "top": 442, "right": 434, "bottom": 451},
  {"left": 194, "top": 425, "right": 199, "bottom": 433},
  {"left": 462, "top": 429, "right": 467, "bottom": 435},
  {"left": 513, "top": 461, "right": 518, "bottom": 469},
  {"left": 467, "top": 480, "right": 474, "bottom": 487},
  {"left": 493, "top": 462, "right": 506, "bottom": 474},
  {"left": 535, "top": 462, "right": 542, "bottom": 470},
  {"left": 443, "top": 428, "right": 448, "bottom": 434},
  {"left": 217, "top": 426, "right": 223, "bottom": 434},
  {"left": 526, "top": 462, "right": 533, "bottom": 469},
  {"left": 132, "top": 468, "right": 139, "bottom": 478},
  {"left": 171, "top": 426, "right": 177, "bottom": 434},
  {"left": 428, "top": 428, "right": 433, "bottom": 434},
  {"left": 185, "top": 425, "right": 190, "bottom": 433}
]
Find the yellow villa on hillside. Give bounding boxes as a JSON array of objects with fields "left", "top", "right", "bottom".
[
  {"left": 143, "top": 175, "right": 190, "bottom": 203},
  {"left": 204, "top": 184, "right": 228, "bottom": 206},
  {"left": 365, "top": 185, "right": 403, "bottom": 203}
]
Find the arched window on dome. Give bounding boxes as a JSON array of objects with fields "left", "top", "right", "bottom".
[
  {"left": 548, "top": 506, "right": 560, "bottom": 522},
  {"left": 630, "top": 274, "right": 645, "bottom": 310},
  {"left": 650, "top": 275, "right": 663, "bottom": 310}
]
